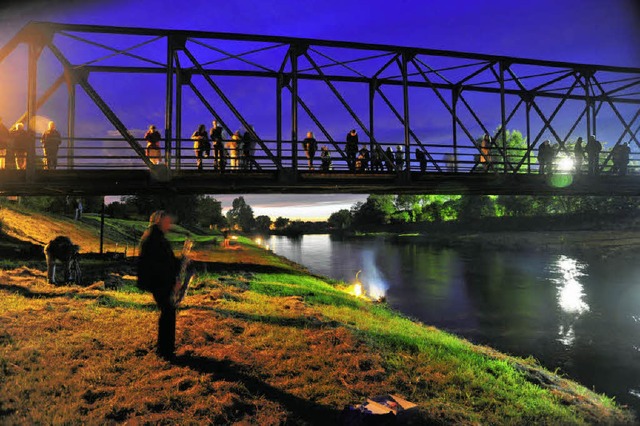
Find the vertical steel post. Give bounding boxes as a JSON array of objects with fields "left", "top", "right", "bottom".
[
  {"left": 369, "top": 80, "right": 375, "bottom": 155},
  {"left": 291, "top": 47, "right": 298, "bottom": 171},
  {"left": 276, "top": 74, "right": 282, "bottom": 161},
  {"left": 402, "top": 52, "right": 411, "bottom": 175},
  {"left": 452, "top": 86, "right": 459, "bottom": 172},
  {"left": 99, "top": 198, "right": 105, "bottom": 255},
  {"left": 526, "top": 99, "right": 532, "bottom": 173},
  {"left": 164, "top": 36, "right": 174, "bottom": 167},
  {"left": 584, "top": 72, "right": 592, "bottom": 141},
  {"left": 67, "top": 77, "right": 75, "bottom": 170},
  {"left": 175, "top": 54, "right": 182, "bottom": 171},
  {"left": 26, "top": 42, "right": 38, "bottom": 179},
  {"left": 499, "top": 61, "right": 507, "bottom": 173}
]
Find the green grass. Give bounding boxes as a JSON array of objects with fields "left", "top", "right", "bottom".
[{"left": 0, "top": 205, "right": 635, "bottom": 424}]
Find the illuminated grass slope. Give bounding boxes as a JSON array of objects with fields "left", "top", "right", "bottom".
[{"left": 0, "top": 206, "right": 635, "bottom": 424}]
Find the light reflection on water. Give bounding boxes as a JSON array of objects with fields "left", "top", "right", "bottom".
[
  {"left": 548, "top": 255, "right": 589, "bottom": 347},
  {"left": 266, "top": 235, "right": 640, "bottom": 413}
]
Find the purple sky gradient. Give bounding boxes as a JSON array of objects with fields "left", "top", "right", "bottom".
[{"left": 1, "top": 0, "right": 639, "bottom": 219}]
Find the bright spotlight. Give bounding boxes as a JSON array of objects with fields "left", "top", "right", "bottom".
[{"left": 556, "top": 156, "right": 574, "bottom": 173}]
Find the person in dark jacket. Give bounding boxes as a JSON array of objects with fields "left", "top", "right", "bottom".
[
  {"left": 42, "top": 121, "right": 62, "bottom": 170},
  {"left": 302, "top": 131, "right": 318, "bottom": 170},
  {"left": 345, "top": 129, "right": 358, "bottom": 172},
  {"left": 138, "top": 210, "right": 181, "bottom": 360},
  {"left": 574, "top": 137, "right": 585, "bottom": 175},
  {"left": 191, "top": 124, "right": 210, "bottom": 170},
  {"left": 585, "top": 135, "right": 602, "bottom": 175},
  {"left": 209, "top": 120, "right": 223, "bottom": 171},
  {"left": 10, "top": 123, "right": 30, "bottom": 170},
  {"left": 415, "top": 148, "right": 426, "bottom": 173}
]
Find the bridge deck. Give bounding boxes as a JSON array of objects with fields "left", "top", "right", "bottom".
[{"left": 1, "top": 169, "right": 638, "bottom": 196}]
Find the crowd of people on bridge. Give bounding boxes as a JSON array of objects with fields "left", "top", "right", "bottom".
[
  {"left": 0, "top": 114, "right": 634, "bottom": 176},
  {"left": 535, "top": 134, "right": 630, "bottom": 176}
]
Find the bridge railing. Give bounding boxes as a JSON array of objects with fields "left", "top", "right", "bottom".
[{"left": 18, "top": 136, "right": 638, "bottom": 176}]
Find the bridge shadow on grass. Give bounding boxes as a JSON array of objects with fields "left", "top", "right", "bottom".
[
  {"left": 0, "top": 283, "right": 156, "bottom": 311},
  {"left": 186, "top": 306, "right": 343, "bottom": 331},
  {"left": 191, "top": 260, "right": 308, "bottom": 277},
  {"left": 173, "top": 354, "right": 341, "bottom": 425}
]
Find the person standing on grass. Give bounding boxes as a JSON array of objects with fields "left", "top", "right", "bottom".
[{"left": 138, "top": 210, "right": 181, "bottom": 360}]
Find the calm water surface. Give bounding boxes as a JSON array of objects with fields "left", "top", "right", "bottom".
[{"left": 266, "top": 234, "right": 640, "bottom": 413}]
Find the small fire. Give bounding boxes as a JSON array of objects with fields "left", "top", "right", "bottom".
[
  {"left": 255, "top": 237, "right": 262, "bottom": 245},
  {"left": 353, "top": 282, "right": 363, "bottom": 297}
]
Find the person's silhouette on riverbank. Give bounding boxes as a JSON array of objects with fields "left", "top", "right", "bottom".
[{"left": 138, "top": 211, "right": 181, "bottom": 360}]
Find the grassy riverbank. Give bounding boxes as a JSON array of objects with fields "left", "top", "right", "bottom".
[{"left": 0, "top": 207, "right": 635, "bottom": 424}]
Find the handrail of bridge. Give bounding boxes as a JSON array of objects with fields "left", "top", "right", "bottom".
[{"left": 0, "top": 136, "right": 635, "bottom": 176}]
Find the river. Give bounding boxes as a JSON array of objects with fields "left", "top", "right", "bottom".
[{"left": 266, "top": 234, "right": 640, "bottom": 414}]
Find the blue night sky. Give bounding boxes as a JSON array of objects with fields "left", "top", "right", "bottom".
[{"left": 1, "top": 0, "right": 639, "bottom": 219}]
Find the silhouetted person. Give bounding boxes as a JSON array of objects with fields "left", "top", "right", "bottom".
[
  {"left": 345, "top": 129, "right": 358, "bottom": 172},
  {"left": 320, "top": 145, "right": 331, "bottom": 171},
  {"left": 74, "top": 199, "right": 83, "bottom": 221},
  {"left": 42, "top": 121, "right": 62, "bottom": 170},
  {"left": 415, "top": 148, "right": 427, "bottom": 173},
  {"left": 191, "top": 124, "right": 210, "bottom": 170},
  {"left": 356, "top": 146, "right": 369, "bottom": 172},
  {"left": 371, "top": 145, "right": 384, "bottom": 172},
  {"left": 537, "top": 140, "right": 554, "bottom": 175},
  {"left": 612, "top": 143, "right": 631, "bottom": 176},
  {"left": 44, "top": 236, "right": 79, "bottom": 284},
  {"left": 302, "top": 131, "right": 317, "bottom": 170},
  {"left": 395, "top": 146, "right": 404, "bottom": 171},
  {"left": 10, "top": 123, "right": 30, "bottom": 170},
  {"left": 209, "top": 120, "right": 224, "bottom": 171},
  {"left": 574, "top": 137, "right": 585, "bottom": 175},
  {"left": 384, "top": 146, "right": 394, "bottom": 172},
  {"left": 242, "top": 128, "right": 255, "bottom": 171},
  {"left": 138, "top": 210, "right": 181, "bottom": 360},
  {"left": 144, "top": 124, "right": 162, "bottom": 165},
  {"left": 586, "top": 135, "right": 602, "bottom": 175},
  {"left": 0, "top": 116, "right": 11, "bottom": 170}
]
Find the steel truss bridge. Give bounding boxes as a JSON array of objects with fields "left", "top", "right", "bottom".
[{"left": 0, "top": 21, "right": 639, "bottom": 196}]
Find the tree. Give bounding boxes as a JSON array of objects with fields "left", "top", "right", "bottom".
[
  {"left": 351, "top": 195, "right": 395, "bottom": 230},
  {"left": 195, "top": 196, "right": 226, "bottom": 229},
  {"left": 274, "top": 217, "right": 290, "bottom": 231},
  {"left": 254, "top": 215, "right": 272, "bottom": 234},
  {"left": 226, "top": 196, "right": 255, "bottom": 231},
  {"left": 328, "top": 209, "right": 352, "bottom": 231}
]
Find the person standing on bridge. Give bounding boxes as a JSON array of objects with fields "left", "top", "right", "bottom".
[
  {"left": 345, "top": 129, "right": 358, "bottom": 172},
  {"left": 209, "top": 120, "right": 224, "bottom": 171},
  {"left": 242, "top": 127, "right": 256, "bottom": 171},
  {"left": 10, "top": 122, "right": 30, "bottom": 170},
  {"left": 479, "top": 133, "right": 492, "bottom": 171},
  {"left": 227, "top": 130, "right": 240, "bottom": 170},
  {"left": 537, "top": 140, "right": 554, "bottom": 175},
  {"left": 42, "top": 121, "right": 62, "bottom": 170},
  {"left": 586, "top": 135, "right": 602, "bottom": 175},
  {"left": 191, "top": 124, "right": 210, "bottom": 170},
  {"left": 415, "top": 148, "right": 427, "bottom": 173},
  {"left": 0, "top": 117, "right": 10, "bottom": 170},
  {"left": 302, "top": 131, "right": 318, "bottom": 170},
  {"left": 144, "top": 124, "right": 162, "bottom": 165},
  {"left": 138, "top": 210, "right": 181, "bottom": 360},
  {"left": 320, "top": 145, "right": 332, "bottom": 171},
  {"left": 574, "top": 137, "right": 585, "bottom": 175}
]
